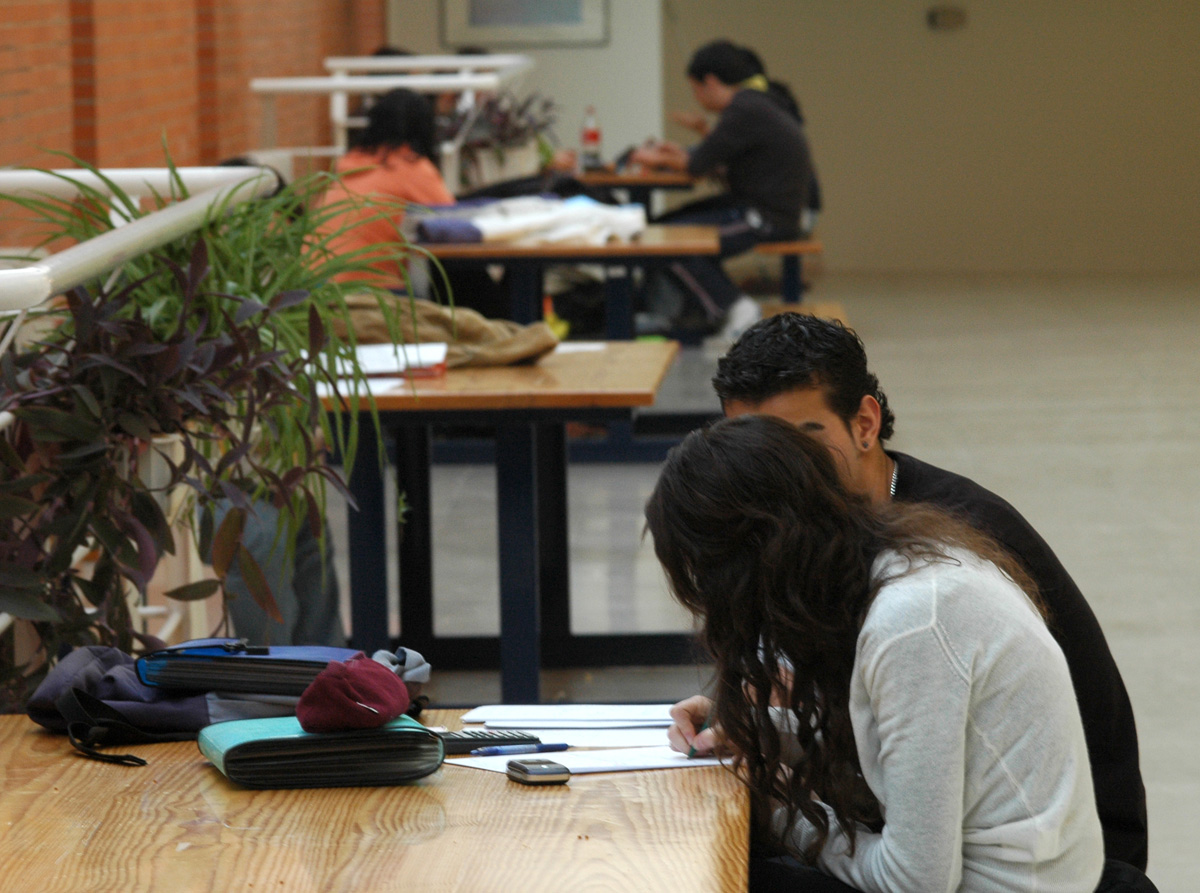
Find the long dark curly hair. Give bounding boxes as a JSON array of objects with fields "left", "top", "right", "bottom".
[{"left": 644, "top": 415, "right": 1040, "bottom": 862}]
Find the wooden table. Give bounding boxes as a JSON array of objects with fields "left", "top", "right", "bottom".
[
  {"left": 0, "top": 711, "right": 749, "bottom": 892},
  {"left": 332, "top": 341, "right": 690, "bottom": 702},
  {"left": 421, "top": 224, "right": 719, "bottom": 339},
  {"left": 578, "top": 169, "right": 696, "bottom": 208}
]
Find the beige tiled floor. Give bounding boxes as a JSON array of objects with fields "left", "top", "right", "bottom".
[{"left": 332, "top": 273, "right": 1198, "bottom": 891}]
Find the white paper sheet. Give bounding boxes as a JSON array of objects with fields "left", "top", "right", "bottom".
[
  {"left": 552, "top": 341, "right": 606, "bottom": 353},
  {"left": 461, "top": 703, "right": 674, "bottom": 726},
  {"left": 315, "top": 376, "right": 411, "bottom": 398},
  {"left": 445, "top": 745, "right": 721, "bottom": 775},
  {"left": 462, "top": 726, "right": 669, "bottom": 749},
  {"left": 355, "top": 342, "right": 447, "bottom": 375}
]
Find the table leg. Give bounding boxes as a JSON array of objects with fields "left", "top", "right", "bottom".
[
  {"left": 347, "top": 412, "right": 390, "bottom": 655},
  {"left": 508, "top": 264, "right": 544, "bottom": 325},
  {"left": 495, "top": 422, "right": 541, "bottom": 702},
  {"left": 604, "top": 265, "right": 634, "bottom": 339},
  {"left": 781, "top": 255, "right": 802, "bottom": 304},
  {"left": 537, "top": 425, "right": 570, "bottom": 643},
  {"left": 396, "top": 425, "right": 435, "bottom": 651}
]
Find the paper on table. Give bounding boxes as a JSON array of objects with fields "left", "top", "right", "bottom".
[
  {"left": 445, "top": 746, "right": 721, "bottom": 775},
  {"left": 461, "top": 704, "right": 673, "bottom": 727},
  {"left": 356, "top": 342, "right": 448, "bottom": 375},
  {"left": 315, "top": 377, "right": 411, "bottom": 399},
  {"left": 553, "top": 342, "right": 606, "bottom": 353},
  {"left": 484, "top": 720, "right": 671, "bottom": 730},
  {"left": 466, "top": 726, "right": 669, "bottom": 749}
]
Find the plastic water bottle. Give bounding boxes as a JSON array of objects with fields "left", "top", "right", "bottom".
[{"left": 580, "top": 106, "right": 603, "bottom": 170}]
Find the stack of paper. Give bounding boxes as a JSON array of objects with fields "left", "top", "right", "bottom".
[
  {"left": 354, "top": 342, "right": 448, "bottom": 377},
  {"left": 446, "top": 705, "right": 722, "bottom": 774},
  {"left": 456, "top": 746, "right": 720, "bottom": 775},
  {"left": 460, "top": 703, "right": 674, "bottom": 727}
]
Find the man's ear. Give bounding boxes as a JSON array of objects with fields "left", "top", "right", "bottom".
[{"left": 851, "top": 395, "right": 883, "bottom": 451}]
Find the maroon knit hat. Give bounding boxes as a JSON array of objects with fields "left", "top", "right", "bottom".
[{"left": 296, "top": 654, "right": 410, "bottom": 733}]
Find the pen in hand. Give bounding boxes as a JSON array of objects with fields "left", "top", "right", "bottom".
[
  {"left": 470, "top": 742, "right": 570, "bottom": 757},
  {"left": 687, "top": 718, "right": 711, "bottom": 759}
]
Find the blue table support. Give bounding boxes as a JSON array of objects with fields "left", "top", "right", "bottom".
[
  {"left": 495, "top": 423, "right": 542, "bottom": 702},
  {"left": 336, "top": 354, "right": 704, "bottom": 702}
]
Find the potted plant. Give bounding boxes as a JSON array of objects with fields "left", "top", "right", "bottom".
[
  {"left": 0, "top": 154, "right": 408, "bottom": 710},
  {"left": 445, "top": 91, "right": 559, "bottom": 189}
]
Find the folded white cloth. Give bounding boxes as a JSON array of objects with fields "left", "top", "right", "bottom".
[{"left": 416, "top": 195, "right": 646, "bottom": 247}]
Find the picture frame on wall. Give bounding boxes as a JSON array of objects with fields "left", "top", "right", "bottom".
[{"left": 440, "top": 0, "right": 609, "bottom": 49}]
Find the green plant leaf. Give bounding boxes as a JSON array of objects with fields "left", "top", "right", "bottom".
[
  {"left": 0, "top": 589, "right": 59, "bottom": 621},
  {"left": 0, "top": 472, "right": 50, "bottom": 495},
  {"left": 165, "top": 579, "right": 221, "bottom": 602},
  {"left": 269, "top": 289, "right": 309, "bottom": 312},
  {"left": 234, "top": 298, "right": 269, "bottom": 324},
  {"left": 198, "top": 504, "right": 214, "bottom": 560},
  {"left": 130, "top": 489, "right": 174, "bottom": 555},
  {"left": 90, "top": 516, "right": 128, "bottom": 565},
  {"left": 236, "top": 544, "right": 283, "bottom": 622},
  {"left": 55, "top": 441, "right": 110, "bottom": 463},
  {"left": 0, "top": 434, "right": 26, "bottom": 471},
  {"left": 116, "top": 412, "right": 155, "bottom": 440},
  {"left": 15, "top": 406, "right": 99, "bottom": 439},
  {"left": 211, "top": 507, "right": 245, "bottom": 578},
  {"left": 308, "top": 303, "right": 325, "bottom": 357},
  {"left": 0, "top": 493, "right": 41, "bottom": 519},
  {"left": 69, "top": 384, "right": 103, "bottom": 419}
]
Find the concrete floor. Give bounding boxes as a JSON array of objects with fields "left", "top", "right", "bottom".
[{"left": 329, "top": 272, "right": 1199, "bottom": 891}]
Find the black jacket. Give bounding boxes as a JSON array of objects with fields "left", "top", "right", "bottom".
[{"left": 890, "top": 451, "right": 1147, "bottom": 870}]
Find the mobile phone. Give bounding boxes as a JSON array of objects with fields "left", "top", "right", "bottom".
[{"left": 506, "top": 758, "right": 571, "bottom": 786}]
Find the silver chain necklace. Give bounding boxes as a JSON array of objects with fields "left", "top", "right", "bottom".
[{"left": 889, "top": 461, "right": 899, "bottom": 497}]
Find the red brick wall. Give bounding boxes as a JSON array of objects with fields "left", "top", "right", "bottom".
[
  {"left": 89, "top": 0, "right": 200, "bottom": 166},
  {"left": 0, "top": 0, "right": 387, "bottom": 169},
  {"left": 0, "top": 2, "right": 74, "bottom": 168}
]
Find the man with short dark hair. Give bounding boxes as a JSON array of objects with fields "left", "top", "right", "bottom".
[
  {"left": 707, "top": 312, "right": 1148, "bottom": 870},
  {"left": 630, "top": 40, "right": 813, "bottom": 337}
]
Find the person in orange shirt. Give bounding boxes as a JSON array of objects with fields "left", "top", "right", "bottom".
[
  {"left": 315, "top": 87, "right": 510, "bottom": 318},
  {"left": 315, "top": 88, "right": 455, "bottom": 289}
]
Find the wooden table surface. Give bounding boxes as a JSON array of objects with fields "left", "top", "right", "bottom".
[
  {"left": 0, "top": 710, "right": 748, "bottom": 892},
  {"left": 578, "top": 170, "right": 696, "bottom": 190},
  {"left": 419, "top": 224, "right": 718, "bottom": 261},
  {"left": 337, "top": 339, "right": 681, "bottom": 413}
]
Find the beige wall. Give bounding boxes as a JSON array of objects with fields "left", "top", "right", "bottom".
[
  {"left": 663, "top": 1, "right": 1199, "bottom": 274},
  {"left": 388, "top": 1, "right": 662, "bottom": 159}
]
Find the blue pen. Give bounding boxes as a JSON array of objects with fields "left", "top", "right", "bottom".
[{"left": 470, "top": 742, "right": 569, "bottom": 756}]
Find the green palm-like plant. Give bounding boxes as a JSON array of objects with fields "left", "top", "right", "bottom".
[{"left": 0, "top": 151, "right": 420, "bottom": 709}]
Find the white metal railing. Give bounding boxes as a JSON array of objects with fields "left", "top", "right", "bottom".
[
  {"left": 251, "top": 53, "right": 534, "bottom": 158},
  {"left": 0, "top": 167, "right": 279, "bottom": 312}
]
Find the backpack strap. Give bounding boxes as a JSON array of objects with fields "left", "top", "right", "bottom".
[{"left": 55, "top": 688, "right": 193, "bottom": 766}]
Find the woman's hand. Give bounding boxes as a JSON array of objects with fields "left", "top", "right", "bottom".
[{"left": 668, "top": 694, "right": 719, "bottom": 756}]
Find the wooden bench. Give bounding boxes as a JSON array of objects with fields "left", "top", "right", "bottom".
[{"left": 753, "top": 238, "right": 824, "bottom": 303}]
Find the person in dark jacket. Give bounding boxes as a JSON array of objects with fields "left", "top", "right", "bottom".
[
  {"left": 630, "top": 40, "right": 814, "bottom": 337},
  {"left": 677, "top": 312, "right": 1148, "bottom": 872}
]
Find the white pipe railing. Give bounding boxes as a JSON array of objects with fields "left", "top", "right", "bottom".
[
  {"left": 0, "top": 167, "right": 278, "bottom": 312},
  {"left": 323, "top": 54, "right": 534, "bottom": 74},
  {"left": 252, "top": 53, "right": 533, "bottom": 153},
  {"left": 0, "top": 167, "right": 273, "bottom": 201}
]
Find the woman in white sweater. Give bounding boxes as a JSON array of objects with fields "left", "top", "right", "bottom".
[{"left": 644, "top": 415, "right": 1104, "bottom": 893}]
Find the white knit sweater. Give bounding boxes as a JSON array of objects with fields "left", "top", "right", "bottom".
[{"left": 776, "top": 549, "right": 1104, "bottom": 892}]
